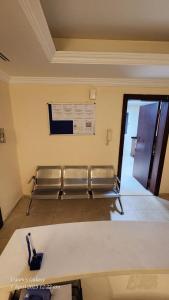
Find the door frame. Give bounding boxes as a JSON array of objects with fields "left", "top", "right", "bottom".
[{"left": 118, "top": 94, "right": 169, "bottom": 195}]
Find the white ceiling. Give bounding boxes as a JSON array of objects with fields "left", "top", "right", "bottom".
[
  {"left": 0, "top": 0, "right": 169, "bottom": 80},
  {"left": 40, "top": 0, "right": 169, "bottom": 40}
]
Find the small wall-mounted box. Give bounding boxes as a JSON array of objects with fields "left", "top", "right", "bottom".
[
  {"left": 0, "top": 128, "right": 6, "bottom": 143},
  {"left": 89, "top": 88, "right": 97, "bottom": 100}
]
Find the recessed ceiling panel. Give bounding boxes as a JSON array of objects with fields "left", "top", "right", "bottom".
[
  {"left": 41, "top": 0, "right": 169, "bottom": 41},
  {"left": 1, "top": 0, "right": 169, "bottom": 78}
]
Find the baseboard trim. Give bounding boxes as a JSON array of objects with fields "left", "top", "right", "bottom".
[{"left": 159, "top": 193, "right": 169, "bottom": 201}]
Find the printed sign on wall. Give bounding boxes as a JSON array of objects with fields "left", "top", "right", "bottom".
[{"left": 48, "top": 103, "right": 96, "bottom": 135}]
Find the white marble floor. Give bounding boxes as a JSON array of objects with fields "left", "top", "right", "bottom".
[
  {"left": 120, "top": 128, "right": 152, "bottom": 196},
  {"left": 120, "top": 176, "right": 152, "bottom": 196},
  {"left": 111, "top": 195, "right": 169, "bottom": 221},
  {"left": 82, "top": 273, "right": 169, "bottom": 300}
]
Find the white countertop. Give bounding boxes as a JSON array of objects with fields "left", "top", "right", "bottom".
[{"left": 0, "top": 221, "right": 169, "bottom": 291}]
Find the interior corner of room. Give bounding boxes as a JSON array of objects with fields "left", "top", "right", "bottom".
[
  {"left": 1, "top": 82, "right": 169, "bottom": 223},
  {"left": 0, "top": 80, "right": 22, "bottom": 222}
]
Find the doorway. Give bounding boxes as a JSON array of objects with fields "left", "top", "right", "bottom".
[{"left": 118, "top": 94, "right": 169, "bottom": 196}]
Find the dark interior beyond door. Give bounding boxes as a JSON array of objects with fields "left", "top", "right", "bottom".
[{"left": 133, "top": 103, "right": 159, "bottom": 188}]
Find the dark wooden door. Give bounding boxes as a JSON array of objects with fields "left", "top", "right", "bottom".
[
  {"left": 133, "top": 103, "right": 159, "bottom": 188},
  {"left": 0, "top": 208, "right": 3, "bottom": 229},
  {"left": 149, "top": 102, "right": 169, "bottom": 194}
]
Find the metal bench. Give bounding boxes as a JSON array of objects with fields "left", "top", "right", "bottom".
[
  {"left": 27, "top": 165, "right": 124, "bottom": 215},
  {"left": 62, "top": 166, "right": 89, "bottom": 199},
  {"left": 26, "top": 166, "right": 62, "bottom": 215},
  {"left": 90, "top": 165, "right": 124, "bottom": 214}
]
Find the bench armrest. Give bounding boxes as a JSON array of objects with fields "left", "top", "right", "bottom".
[{"left": 28, "top": 176, "right": 36, "bottom": 184}]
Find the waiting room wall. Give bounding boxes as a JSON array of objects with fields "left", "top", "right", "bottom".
[
  {"left": 160, "top": 140, "right": 169, "bottom": 194},
  {"left": 10, "top": 84, "right": 169, "bottom": 195},
  {"left": 0, "top": 81, "right": 22, "bottom": 220}
]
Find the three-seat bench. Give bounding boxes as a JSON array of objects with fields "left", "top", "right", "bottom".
[{"left": 27, "top": 165, "right": 124, "bottom": 216}]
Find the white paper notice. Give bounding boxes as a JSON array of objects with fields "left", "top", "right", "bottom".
[{"left": 51, "top": 103, "right": 95, "bottom": 135}]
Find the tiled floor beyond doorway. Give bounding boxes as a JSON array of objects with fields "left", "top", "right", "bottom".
[
  {"left": 120, "top": 140, "right": 152, "bottom": 196},
  {"left": 0, "top": 195, "right": 169, "bottom": 254}
]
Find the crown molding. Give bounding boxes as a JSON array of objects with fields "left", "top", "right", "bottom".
[
  {"left": 52, "top": 51, "right": 169, "bottom": 65},
  {"left": 9, "top": 76, "right": 169, "bottom": 87},
  {"left": 0, "top": 69, "right": 10, "bottom": 82},
  {"left": 17, "top": 1, "right": 169, "bottom": 66},
  {"left": 18, "top": 0, "right": 55, "bottom": 60}
]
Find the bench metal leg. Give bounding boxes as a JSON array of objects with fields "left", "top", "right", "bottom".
[
  {"left": 26, "top": 197, "right": 33, "bottom": 216},
  {"left": 118, "top": 197, "right": 124, "bottom": 215}
]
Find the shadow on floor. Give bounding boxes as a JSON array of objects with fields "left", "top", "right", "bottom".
[
  {"left": 0, "top": 196, "right": 121, "bottom": 254},
  {"left": 1, "top": 195, "right": 169, "bottom": 254}
]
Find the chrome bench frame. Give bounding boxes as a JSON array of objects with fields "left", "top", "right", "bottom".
[
  {"left": 26, "top": 166, "right": 62, "bottom": 215},
  {"left": 90, "top": 165, "right": 124, "bottom": 215},
  {"left": 61, "top": 166, "right": 90, "bottom": 199},
  {"left": 27, "top": 165, "right": 124, "bottom": 215}
]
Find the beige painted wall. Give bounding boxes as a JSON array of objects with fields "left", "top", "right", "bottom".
[
  {"left": 0, "top": 81, "right": 22, "bottom": 220},
  {"left": 10, "top": 84, "right": 169, "bottom": 194}
]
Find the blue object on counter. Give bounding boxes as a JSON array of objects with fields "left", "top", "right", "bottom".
[
  {"left": 26, "top": 233, "right": 43, "bottom": 271},
  {"left": 24, "top": 288, "right": 51, "bottom": 300}
]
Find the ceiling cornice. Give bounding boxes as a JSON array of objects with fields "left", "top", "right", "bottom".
[
  {"left": 9, "top": 76, "right": 169, "bottom": 87},
  {"left": 18, "top": 0, "right": 56, "bottom": 60},
  {"left": 17, "top": 0, "right": 169, "bottom": 66},
  {"left": 0, "top": 69, "right": 10, "bottom": 82},
  {"left": 52, "top": 51, "right": 169, "bottom": 65}
]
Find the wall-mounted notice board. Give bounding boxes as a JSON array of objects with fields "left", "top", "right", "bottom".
[{"left": 48, "top": 103, "right": 96, "bottom": 135}]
